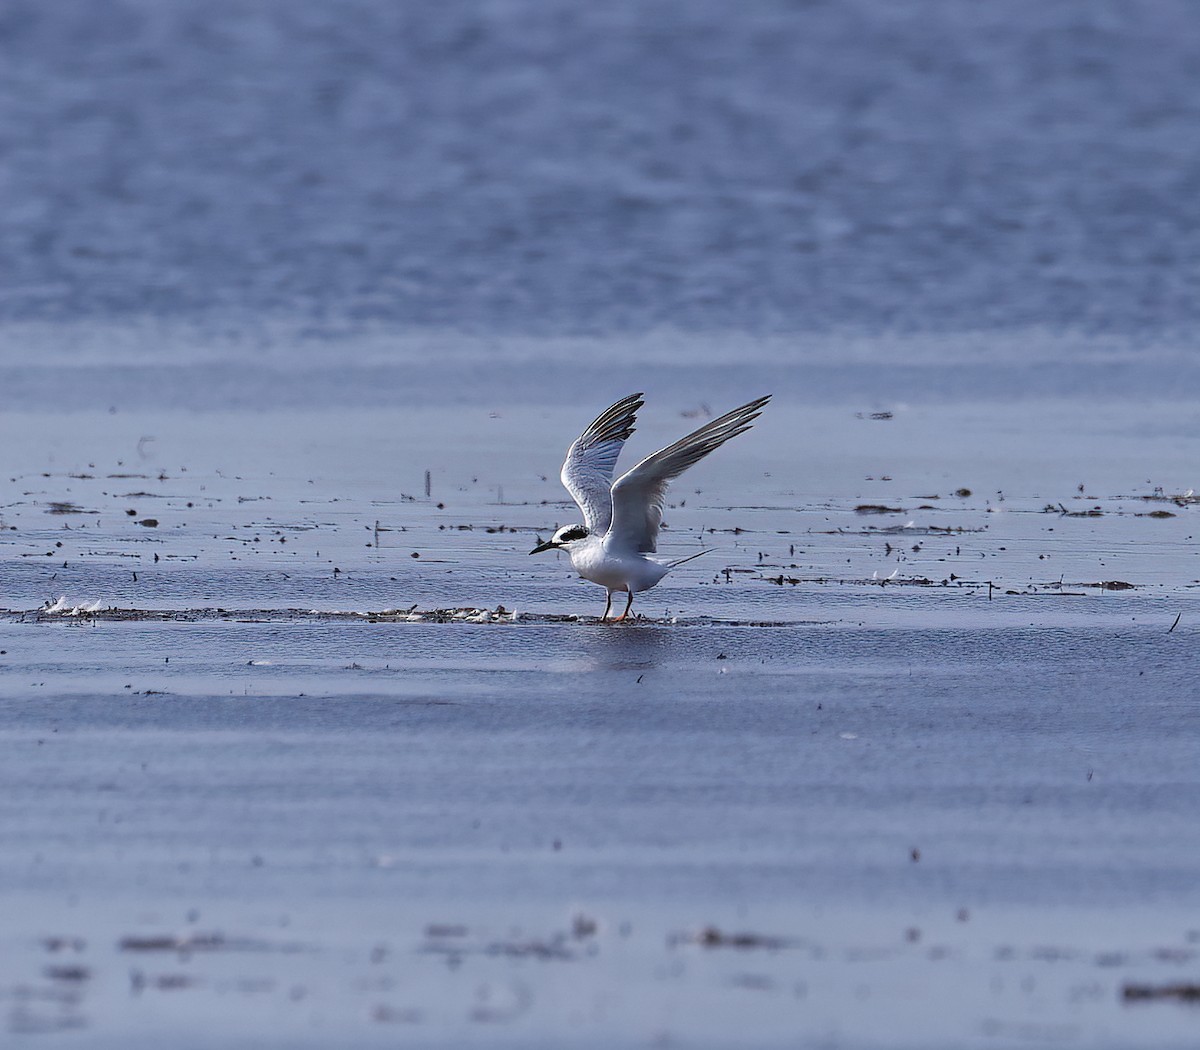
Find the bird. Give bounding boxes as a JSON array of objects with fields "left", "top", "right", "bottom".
[{"left": 529, "top": 392, "right": 771, "bottom": 621}]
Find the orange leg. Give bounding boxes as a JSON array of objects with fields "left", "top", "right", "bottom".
[{"left": 611, "top": 590, "right": 634, "bottom": 622}]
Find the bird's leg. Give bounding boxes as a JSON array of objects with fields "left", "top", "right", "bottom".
[
  {"left": 601, "top": 592, "right": 613, "bottom": 621},
  {"left": 612, "top": 590, "right": 634, "bottom": 623}
]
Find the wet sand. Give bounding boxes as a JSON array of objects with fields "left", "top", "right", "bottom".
[{"left": 2, "top": 396, "right": 1198, "bottom": 1047}]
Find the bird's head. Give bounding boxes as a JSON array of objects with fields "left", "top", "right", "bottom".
[{"left": 529, "top": 524, "right": 589, "bottom": 555}]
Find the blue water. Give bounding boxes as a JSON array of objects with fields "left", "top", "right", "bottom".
[{"left": 3, "top": 0, "right": 1199, "bottom": 342}]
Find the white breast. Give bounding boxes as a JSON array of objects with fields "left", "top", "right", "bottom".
[{"left": 568, "top": 536, "right": 670, "bottom": 593}]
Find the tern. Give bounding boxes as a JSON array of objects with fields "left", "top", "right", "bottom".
[{"left": 530, "top": 393, "right": 771, "bottom": 621}]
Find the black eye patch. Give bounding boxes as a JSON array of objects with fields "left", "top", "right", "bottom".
[{"left": 559, "top": 526, "right": 589, "bottom": 542}]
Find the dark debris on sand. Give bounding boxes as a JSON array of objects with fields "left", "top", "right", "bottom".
[
  {"left": 11, "top": 606, "right": 800, "bottom": 628},
  {"left": 1122, "top": 981, "right": 1200, "bottom": 1003}
]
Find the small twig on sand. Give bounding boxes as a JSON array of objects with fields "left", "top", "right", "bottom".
[{"left": 1168, "top": 612, "right": 1182, "bottom": 634}]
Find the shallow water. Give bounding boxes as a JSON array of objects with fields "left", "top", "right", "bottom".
[{"left": 2, "top": 395, "right": 1199, "bottom": 1048}]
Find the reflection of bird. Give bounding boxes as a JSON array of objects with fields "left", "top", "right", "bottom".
[{"left": 530, "top": 393, "right": 771, "bottom": 621}]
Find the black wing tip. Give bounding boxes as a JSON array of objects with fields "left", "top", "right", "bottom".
[
  {"left": 598, "top": 392, "right": 644, "bottom": 417},
  {"left": 735, "top": 394, "right": 772, "bottom": 418},
  {"left": 621, "top": 392, "right": 646, "bottom": 415},
  {"left": 587, "top": 392, "right": 644, "bottom": 441},
  {"left": 705, "top": 395, "right": 772, "bottom": 432}
]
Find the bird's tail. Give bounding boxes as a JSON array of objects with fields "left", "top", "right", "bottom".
[{"left": 666, "top": 548, "right": 715, "bottom": 568}]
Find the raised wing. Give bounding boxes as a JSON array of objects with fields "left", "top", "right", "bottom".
[
  {"left": 560, "top": 392, "right": 644, "bottom": 534},
  {"left": 609, "top": 395, "right": 771, "bottom": 553}
]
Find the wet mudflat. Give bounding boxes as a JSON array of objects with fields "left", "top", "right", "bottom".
[{"left": 1, "top": 397, "right": 1198, "bottom": 1048}]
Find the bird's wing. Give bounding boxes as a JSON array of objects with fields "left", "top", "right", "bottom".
[
  {"left": 609, "top": 395, "right": 771, "bottom": 553},
  {"left": 560, "top": 392, "right": 644, "bottom": 534}
]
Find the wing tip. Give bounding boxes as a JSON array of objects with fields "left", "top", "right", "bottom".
[
  {"left": 734, "top": 394, "right": 772, "bottom": 424},
  {"left": 707, "top": 395, "right": 772, "bottom": 434},
  {"left": 575, "top": 392, "right": 646, "bottom": 447}
]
